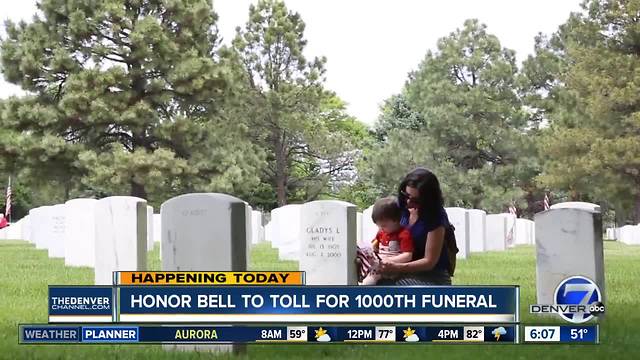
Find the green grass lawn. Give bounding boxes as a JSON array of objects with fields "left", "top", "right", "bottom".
[{"left": 1, "top": 240, "right": 639, "bottom": 359}]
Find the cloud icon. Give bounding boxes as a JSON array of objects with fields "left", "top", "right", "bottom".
[
  {"left": 492, "top": 327, "right": 507, "bottom": 336},
  {"left": 405, "top": 334, "right": 419, "bottom": 342},
  {"left": 492, "top": 327, "right": 507, "bottom": 341},
  {"left": 317, "top": 334, "right": 331, "bottom": 342}
]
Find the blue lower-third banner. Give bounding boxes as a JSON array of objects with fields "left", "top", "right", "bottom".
[
  {"left": 115, "top": 286, "right": 519, "bottom": 323},
  {"left": 20, "top": 324, "right": 524, "bottom": 344}
]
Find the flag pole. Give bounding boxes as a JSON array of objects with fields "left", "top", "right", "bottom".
[{"left": 5, "top": 176, "right": 10, "bottom": 223}]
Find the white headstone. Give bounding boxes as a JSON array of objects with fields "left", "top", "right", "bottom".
[
  {"left": 48, "top": 204, "right": 67, "bottom": 258},
  {"left": 604, "top": 228, "right": 616, "bottom": 240},
  {"left": 153, "top": 214, "right": 161, "bottom": 243},
  {"left": 361, "top": 205, "right": 377, "bottom": 247},
  {"left": 64, "top": 199, "right": 98, "bottom": 267},
  {"left": 251, "top": 210, "right": 264, "bottom": 244},
  {"left": 264, "top": 220, "right": 273, "bottom": 243},
  {"left": 272, "top": 205, "right": 302, "bottom": 261},
  {"left": 468, "top": 209, "right": 486, "bottom": 252},
  {"left": 499, "top": 213, "right": 517, "bottom": 248},
  {"left": 161, "top": 193, "right": 248, "bottom": 354},
  {"left": 146, "top": 205, "right": 154, "bottom": 251},
  {"left": 94, "top": 196, "right": 147, "bottom": 285},
  {"left": 22, "top": 214, "right": 32, "bottom": 243},
  {"left": 300, "top": 200, "right": 357, "bottom": 285},
  {"left": 515, "top": 218, "right": 534, "bottom": 245},
  {"left": 161, "top": 193, "right": 248, "bottom": 270},
  {"left": 445, "top": 207, "right": 469, "bottom": 259},
  {"left": 153, "top": 213, "right": 162, "bottom": 260},
  {"left": 619, "top": 225, "right": 640, "bottom": 245},
  {"left": 7, "top": 218, "right": 24, "bottom": 240},
  {"left": 535, "top": 207, "right": 605, "bottom": 305},
  {"left": 528, "top": 220, "right": 536, "bottom": 245},
  {"left": 30, "top": 206, "right": 51, "bottom": 250},
  {"left": 269, "top": 210, "right": 283, "bottom": 249},
  {"left": 485, "top": 214, "right": 507, "bottom": 251},
  {"left": 550, "top": 202, "right": 601, "bottom": 213}
]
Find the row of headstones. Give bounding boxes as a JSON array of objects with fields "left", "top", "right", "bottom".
[
  {"left": 2, "top": 198, "right": 157, "bottom": 284},
  {"left": 261, "top": 200, "right": 611, "bottom": 308},
  {"left": 549, "top": 201, "right": 640, "bottom": 245},
  {"left": 605, "top": 225, "right": 640, "bottom": 245},
  {"left": 262, "top": 205, "right": 536, "bottom": 262},
  {"left": 0, "top": 196, "right": 266, "bottom": 285},
  {"left": 0, "top": 195, "right": 343, "bottom": 284}
]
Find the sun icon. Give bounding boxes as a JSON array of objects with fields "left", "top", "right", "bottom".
[
  {"left": 314, "top": 327, "right": 331, "bottom": 342},
  {"left": 403, "top": 327, "right": 415, "bottom": 338},
  {"left": 403, "top": 327, "right": 420, "bottom": 342}
]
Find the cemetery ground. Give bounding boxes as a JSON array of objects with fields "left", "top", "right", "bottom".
[{"left": 0, "top": 242, "right": 638, "bottom": 360}]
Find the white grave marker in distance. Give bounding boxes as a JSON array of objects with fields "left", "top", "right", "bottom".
[
  {"left": 468, "top": 209, "right": 487, "bottom": 252},
  {"left": 485, "top": 214, "right": 507, "bottom": 251},
  {"left": 48, "top": 204, "right": 67, "bottom": 258},
  {"left": 445, "top": 207, "right": 469, "bottom": 259},
  {"left": 64, "top": 198, "right": 98, "bottom": 267},
  {"left": 94, "top": 196, "right": 147, "bottom": 285}
]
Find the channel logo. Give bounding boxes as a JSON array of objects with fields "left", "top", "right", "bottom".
[{"left": 530, "top": 276, "right": 605, "bottom": 324}]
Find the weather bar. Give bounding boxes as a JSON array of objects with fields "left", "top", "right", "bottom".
[{"left": 19, "top": 325, "right": 518, "bottom": 344}]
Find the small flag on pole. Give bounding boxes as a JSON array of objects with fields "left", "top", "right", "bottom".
[
  {"left": 543, "top": 193, "right": 550, "bottom": 210},
  {"left": 505, "top": 203, "right": 517, "bottom": 247},
  {"left": 5, "top": 177, "right": 11, "bottom": 220}
]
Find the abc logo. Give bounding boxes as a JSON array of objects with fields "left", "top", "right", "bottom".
[
  {"left": 589, "top": 301, "right": 606, "bottom": 316},
  {"left": 554, "top": 276, "right": 603, "bottom": 324}
]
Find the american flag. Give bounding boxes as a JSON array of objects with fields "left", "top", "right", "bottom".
[
  {"left": 356, "top": 247, "right": 379, "bottom": 284},
  {"left": 543, "top": 193, "right": 550, "bottom": 210},
  {"left": 4, "top": 177, "right": 11, "bottom": 219}
]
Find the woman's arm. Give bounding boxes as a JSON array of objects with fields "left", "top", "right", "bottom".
[
  {"left": 381, "top": 226, "right": 445, "bottom": 273},
  {"left": 385, "top": 251, "right": 413, "bottom": 264}
]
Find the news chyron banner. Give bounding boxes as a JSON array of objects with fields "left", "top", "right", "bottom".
[
  {"left": 46, "top": 271, "right": 519, "bottom": 324},
  {"left": 115, "top": 286, "right": 518, "bottom": 323}
]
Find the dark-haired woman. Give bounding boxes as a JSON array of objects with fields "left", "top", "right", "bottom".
[{"left": 379, "top": 168, "right": 452, "bottom": 285}]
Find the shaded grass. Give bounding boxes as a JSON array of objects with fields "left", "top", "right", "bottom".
[{"left": 0, "top": 240, "right": 639, "bottom": 359}]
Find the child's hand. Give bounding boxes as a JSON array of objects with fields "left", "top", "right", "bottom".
[{"left": 371, "top": 239, "right": 379, "bottom": 253}]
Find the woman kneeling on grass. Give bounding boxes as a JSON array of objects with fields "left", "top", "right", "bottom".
[{"left": 377, "top": 168, "right": 453, "bottom": 285}]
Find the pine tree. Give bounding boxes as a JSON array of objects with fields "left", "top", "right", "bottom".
[{"left": 0, "top": 0, "right": 263, "bottom": 202}]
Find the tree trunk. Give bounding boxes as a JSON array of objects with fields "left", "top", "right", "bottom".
[
  {"left": 64, "top": 181, "right": 70, "bottom": 202},
  {"left": 275, "top": 148, "right": 287, "bottom": 206},
  {"left": 131, "top": 180, "right": 147, "bottom": 200},
  {"left": 570, "top": 189, "right": 580, "bottom": 201},
  {"left": 635, "top": 193, "right": 640, "bottom": 224},
  {"left": 274, "top": 130, "right": 288, "bottom": 207},
  {"left": 614, "top": 203, "right": 625, "bottom": 227}
]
